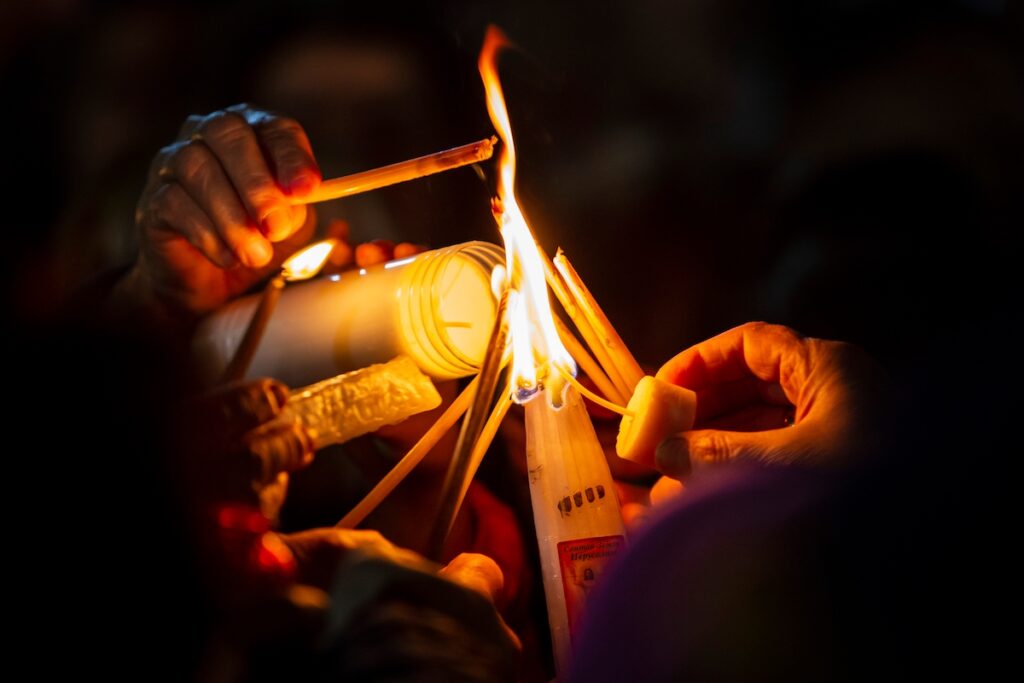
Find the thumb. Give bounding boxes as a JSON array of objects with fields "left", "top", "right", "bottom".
[{"left": 655, "top": 424, "right": 814, "bottom": 478}]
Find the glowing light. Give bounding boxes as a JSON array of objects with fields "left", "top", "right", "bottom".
[
  {"left": 480, "top": 26, "right": 575, "bottom": 406},
  {"left": 384, "top": 256, "right": 417, "bottom": 270},
  {"left": 281, "top": 239, "right": 338, "bottom": 281}
]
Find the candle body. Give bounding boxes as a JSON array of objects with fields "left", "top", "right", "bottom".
[
  {"left": 525, "top": 387, "right": 626, "bottom": 679},
  {"left": 282, "top": 356, "right": 441, "bottom": 449},
  {"left": 193, "top": 241, "right": 504, "bottom": 386}
]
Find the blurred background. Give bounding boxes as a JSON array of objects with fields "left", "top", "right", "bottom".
[{"left": 3, "top": 0, "right": 1022, "bottom": 370}]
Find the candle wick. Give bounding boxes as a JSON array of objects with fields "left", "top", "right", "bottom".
[{"left": 556, "top": 365, "right": 634, "bottom": 417}]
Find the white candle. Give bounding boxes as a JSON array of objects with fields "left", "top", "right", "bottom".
[
  {"left": 525, "top": 386, "right": 627, "bottom": 679},
  {"left": 616, "top": 376, "right": 697, "bottom": 463},
  {"left": 282, "top": 356, "right": 442, "bottom": 450},
  {"left": 193, "top": 241, "right": 504, "bottom": 386}
]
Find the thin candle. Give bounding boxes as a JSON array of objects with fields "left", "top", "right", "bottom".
[
  {"left": 454, "top": 380, "right": 514, "bottom": 514},
  {"left": 553, "top": 249, "right": 645, "bottom": 393},
  {"left": 525, "top": 387, "right": 627, "bottom": 677},
  {"left": 474, "top": 27, "right": 630, "bottom": 681},
  {"left": 294, "top": 137, "right": 497, "bottom": 205},
  {"left": 554, "top": 316, "right": 626, "bottom": 406},
  {"left": 427, "top": 289, "right": 510, "bottom": 560},
  {"left": 542, "top": 251, "right": 633, "bottom": 401}
]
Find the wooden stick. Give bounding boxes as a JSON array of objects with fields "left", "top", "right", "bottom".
[
  {"left": 294, "top": 137, "right": 497, "bottom": 205},
  {"left": 453, "top": 382, "right": 514, "bottom": 515},
  {"left": 336, "top": 376, "right": 478, "bottom": 529},
  {"left": 427, "top": 290, "right": 510, "bottom": 561},
  {"left": 221, "top": 272, "right": 285, "bottom": 383},
  {"left": 554, "top": 316, "right": 626, "bottom": 406},
  {"left": 542, "top": 252, "right": 633, "bottom": 400},
  {"left": 553, "top": 250, "right": 645, "bottom": 393}
]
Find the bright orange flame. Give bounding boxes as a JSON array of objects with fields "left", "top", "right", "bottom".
[
  {"left": 281, "top": 239, "right": 338, "bottom": 281},
  {"left": 480, "top": 26, "right": 575, "bottom": 405}
]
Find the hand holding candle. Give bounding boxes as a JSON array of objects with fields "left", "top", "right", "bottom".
[
  {"left": 126, "top": 104, "right": 322, "bottom": 317},
  {"left": 625, "top": 322, "right": 886, "bottom": 478}
]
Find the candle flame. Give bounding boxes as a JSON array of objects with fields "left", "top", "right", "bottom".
[
  {"left": 480, "top": 26, "right": 575, "bottom": 406},
  {"left": 281, "top": 239, "right": 338, "bottom": 281}
]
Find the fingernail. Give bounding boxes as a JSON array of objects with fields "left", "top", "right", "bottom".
[
  {"left": 655, "top": 436, "right": 692, "bottom": 478},
  {"left": 241, "top": 235, "right": 273, "bottom": 268},
  {"left": 257, "top": 381, "right": 285, "bottom": 416},
  {"left": 241, "top": 383, "right": 278, "bottom": 424},
  {"left": 262, "top": 208, "right": 292, "bottom": 241},
  {"left": 267, "top": 381, "right": 290, "bottom": 412}
]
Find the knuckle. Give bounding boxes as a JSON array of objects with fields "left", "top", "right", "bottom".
[
  {"left": 168, "top": 142, "right": 208, "bottom": 182},
  {"left": 693, "top": 433, "right": 734, "bottom": 466},
  {"left": 259, "top": 115, "right": 303, "bottom": 138},
  {"left": 199, "top": 110, "right": 250, "bottom": 141},
  {"left": 242, "top": 174, "right": 279, "bottom": 201},
  {"left": 156, "top": 141, "right": 181, "bottom": 159},
  {"left": 144, "top": 186, "right": 193, "bottom": 237},
  {"left": 148, "top": 183, "right": 180, "bottom": 225},
  {"left": 745, "top": 321, "right": 798, "bottom": 341},
  {"left": 225, "top": 102, "right": 254, "bottom": 115},
  {"left": 176, "top": 114, "right": 203, "bottom": 137}
]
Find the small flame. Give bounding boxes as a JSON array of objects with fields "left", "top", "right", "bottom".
[
  {"left": 480, "top": 26, "right": 575, "bottom": 406},
  {"left": 281, "top": 239, "right": 338, "bottom": 281}
]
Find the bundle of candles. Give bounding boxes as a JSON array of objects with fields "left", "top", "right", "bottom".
[
  {"left": 205, "top": 25, "right": 697, "bottom": 681},
  {"left": 335, "top": 27, "right": 696, "bottom": 679}
]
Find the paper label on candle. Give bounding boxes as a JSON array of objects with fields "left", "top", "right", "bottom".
[{"left": 557, "top": 535, "right": 625, "bottom": 640}]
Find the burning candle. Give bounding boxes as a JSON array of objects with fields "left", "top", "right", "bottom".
[
  {"left": 477, "top": 26, "right": 628, "bottom": 680},
  {"left": 293, "top": 136, "right": 497, "bottom": 205},
  {"left": 525, "top": 387, "right": 626, "bottom": 676}
]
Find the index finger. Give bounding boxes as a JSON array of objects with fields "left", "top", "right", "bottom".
[
  {"left": 194, "top": 110, "right": 299, "bottom": 240},
  {"left": 656, "top": 322, "right": 812, "bottom": 400}
]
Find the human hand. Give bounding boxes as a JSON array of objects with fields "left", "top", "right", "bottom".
[
  {"left": 129, "top": 104, "right": 321, "bottom": 315},
  {"left": 188, "top": 378, "right": 314, "bottom": 516},
  {"left": 280, "top": 527, "right": 520, "bottom": 652},
  {"left": 280, "top": 528, "right": 507, "bottom": 607},
  {"left": 622, "top": 322, "right": 886, "bottom": 479}
]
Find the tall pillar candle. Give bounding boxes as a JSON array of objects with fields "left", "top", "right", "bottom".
[{"left": 193, "top": 241, "right": 504, "bottom": 386}]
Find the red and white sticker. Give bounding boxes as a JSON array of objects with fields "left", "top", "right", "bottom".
[{"left": 557, "top": 535, "right": 625, "bottom": 640}]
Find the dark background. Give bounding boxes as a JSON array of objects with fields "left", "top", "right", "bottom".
[{"left": 5, "top": 0, "right": 1021, "bottom": 372}]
